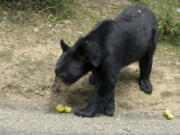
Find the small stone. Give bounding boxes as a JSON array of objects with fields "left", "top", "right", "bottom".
[
  {"left": 34, "top": 28, "right": 39, "bottom": 32},
  {"left": 46, "top": 91, "right": 50, "bottom": 94},
  {"left": 177, "top": 8, "right": 180, "bottom": 13},
  {"left": 138, "top": 9, "right": 142, "bottom": 14},
  {"left": 94, "top": 124, "right": 102, "bottom": 130},
  {"left": 35, "top": 90, "right": 40, "bottom": 94}
]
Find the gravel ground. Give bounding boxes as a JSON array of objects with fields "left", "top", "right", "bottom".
[{"left": 0, "top": 98, "right": 180, "bottom": 135}]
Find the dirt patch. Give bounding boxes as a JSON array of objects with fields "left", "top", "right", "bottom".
[
  {"left": 115, "top": 63, "right": 180, "bottom": 113},
  {"left": 0, "top": 0, "right": 180, "bottom": 115}
]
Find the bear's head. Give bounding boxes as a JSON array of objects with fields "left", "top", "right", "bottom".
[{"left": 52, "top": 38, "right": 102, "bottom": 92}]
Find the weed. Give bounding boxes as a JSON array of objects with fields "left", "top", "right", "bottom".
[
  {"left": 0, "top": 49, "right": 13, "bottom": 62},
  {"left": 0, "top": 0, "right": 76, "bottom": 19},
  {"left": 3, "top": 83, "right": 21, "bottom": 90},
  {"left": 161, "top": 91, "right": 173, "bottom": 97},
  {"left": 118, "top": 102, "right": 134, "bottom": 111},
  {"left": 16, "top": 89, "right": 23, "bottom": 95},
  {"left": 134, "top": 0, "right": 180, "bottom": 44},
  {"left": 134, "top": 0, "right": 151, "bottom": 4},
  {"left": 50, "top": 77, "right": 54, "bottom": 82},
  {"left": 39, "top": 82, "right": 50, "bottom": 91},
  {"left": 5, "top": 84, "right": 14, "bottom": 89},
  {"left": 152, "top": 70, "right": 164, "bottom": 79},
  {"left": 20, "top": 72, "right": 30, "bottom": 79},
  {"left": 175, "top": 90, "right": 180, "bottom": 97},
  {"left": 175, "top": 77, "right": 180, "bottom": 83},
  {"left": 26, "top": 88, "right": 33, "bottom": 93},
  {"left": 157, "top": 10, "right": 180, "bottom": 44}
]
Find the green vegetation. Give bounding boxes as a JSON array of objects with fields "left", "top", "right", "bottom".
[
  {"left": 0, "top": 0, "right": 75, "bottom": 19},
  {"left": 1, "top": 0, "right": 179, "bottom": 44},
  {"left": 161, "top": 91, "right": 173, "bottom": 97},
  {"left": 39, "top": 82, "right": 50, "bottom": 91},
  {"left": 134, "top": 0, "right": 180, "bottom": 45},
  {"left": 3, "top": 83, "right": 21, "bottom": 90},
  {"left": 0, "top": 49, "right": 13, "bottom": 62},
  {"left": 26, "top": 88, "right": 33, "bottom": 93},
  {"left": 134, "top": 0, "right": 151, "bottom": 4},
  {"left": 118, "top": 102, "right": 134, "bottom": 111}
]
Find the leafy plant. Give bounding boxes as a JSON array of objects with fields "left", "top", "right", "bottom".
[
  {"left": 39, "top": 82, "right": 50, "bottom": 91},
  {"left": 153, "top": 6, "right": 180, "bottom": 44},
  {"left": 26, "top": 88, "right": 33, "bottom": 93},
  {"left": 134, "top": 0, "right": 151, "bottom": 4},
  {"left": 158, "top": 13, "right": 180, "bottom": 43},
  {"left": 118, "top": 102, "right": 134, "bottom": 111},
  {"left": 0, "top": 0, "right": 76, "bottom": 19},
  {"left": 161, "top": 91, "right": 173, "bottom": 97},
  {"left": 134, "top": 0, "right": 180, "bottom": 44}
]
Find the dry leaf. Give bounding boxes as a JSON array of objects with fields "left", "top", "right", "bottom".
[{"left": 94, "top": 124, "right": 102, "bottom": 130}]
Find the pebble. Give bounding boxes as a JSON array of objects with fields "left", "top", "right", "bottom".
[
  {"left": 177, "top": 8, "right": 180, "bottom": 13},
  {"left": 34, "top": 28, "right": 39, "bottom": 32}
]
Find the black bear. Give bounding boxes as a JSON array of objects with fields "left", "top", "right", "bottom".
[{"left": 52, "top": 5, "right": 157, "bottom": 117}]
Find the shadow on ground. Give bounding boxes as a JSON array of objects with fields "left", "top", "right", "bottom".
[{"left": 47, "top": 66, "right": 140, "bottom": 113}]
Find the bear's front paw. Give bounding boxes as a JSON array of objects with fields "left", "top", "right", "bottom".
[
  {"left": 74, "top": 107, "right": 98, "bottom": 117},
  {"left": 101, "top": 101, "right": 115, "bottom": 116},
  {"left": 138, "top": 78, "right": 152, "bottom": 94}
]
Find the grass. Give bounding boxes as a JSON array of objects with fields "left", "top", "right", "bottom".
[
  {"left": 20, "top": 72, "right": 30, "bottom": 79},
  {"left": 175, "top": 90, "right": 180, "bottom": 97},
  {"left": 161, "top": 91, "right": 173, "bottom": 97},
  {"left": 3, "top": 83, "right": 21, "bottom": 90},
  {"left": 175, "top": 77, "right": 180, "bottom": 83},
  {"left": 0, "top": 0, "right": 76, "bottom": 19},
  {"left": 39, "top": 82, "right": 51, "bottom": 91},
  {"left": 16, "top": 89, "right": 24, "bottom": 95},
  {"left": 0, "top": 0, "right": 179, "bottom": 114},
  {"left": 118, "top": 102, "right": 134, "bottom": 111},
  {"left": 151, "top": 70, "right": 164, "bottom": 79},
  {"left": 134, "top": 0, "right": 180, "bottom": 44},
  {"left": 1, "top": 0, "right": 179, "bottom": 45},
  {"left": 26, "top": 88, "right": 33, "bottom": 93},
  {"left": 0, "top": 0, "right": 179, "bottom": 108},
  {"left": 17, "top": 55, "right": 48, "bottom": 76},
  {"left": 0, "top": 49, "right": 13, "bottom": 62},
  {"left": 154, "top": 43, "right": 180, "bottom": 69}
]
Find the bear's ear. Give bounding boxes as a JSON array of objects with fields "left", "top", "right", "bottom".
[
  {"left": 75, "top": 44, "right": 101, "bottom": 68},
  {"left": 60, "top": 39, "right": 70, "bottom": 52}
]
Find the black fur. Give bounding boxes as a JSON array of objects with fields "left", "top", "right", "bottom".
[{"left": 54, "top": 5, "right": 157, "bottom": 117}]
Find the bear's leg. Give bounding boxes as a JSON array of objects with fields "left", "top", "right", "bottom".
[
  {"left": 138, "top": 29, "right": 157, "bottom": 94},
  {"left": 138, "top": 55, "right": 153, "bottom": 94},
  {"left": 75, "top": 71, "right": 117, "bottom": 117},
  {"left": 98, "top": 81, "right": 115, "bottom": 116},
  {"left": 100, "top": 91, "right": 115, "bottom": 116}
]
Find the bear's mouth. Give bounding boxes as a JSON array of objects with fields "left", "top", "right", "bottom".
[
  {"left": 52, "top": 76, "right": 76, "bottom": 92},
  {"left": 52, "top": 76, "right": 67, "bottom": 92}
]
